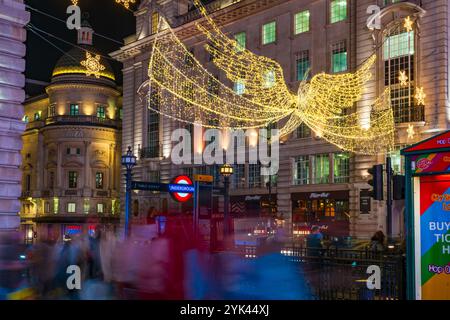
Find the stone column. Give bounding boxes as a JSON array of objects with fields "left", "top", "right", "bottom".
[{"left": 0, "top": 0, "right": 30, "bottom": 230}]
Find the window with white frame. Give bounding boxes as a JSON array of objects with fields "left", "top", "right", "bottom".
[{"left": 293, "top": 156, "right": 310, "bottom": 185}]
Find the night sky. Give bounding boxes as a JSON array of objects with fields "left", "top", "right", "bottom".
[{"left": 25, "top": 0, "right": 136, "bottom": 89}]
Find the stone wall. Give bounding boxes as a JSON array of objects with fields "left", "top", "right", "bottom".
[{"left": 0, "top": 0, "right": 30, "bottom": 230}]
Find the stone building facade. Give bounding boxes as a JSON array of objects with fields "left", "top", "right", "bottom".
[
  {"left": 20, "top": 23, "right": 122, "bottom": 242},
  {"left": 0, "top": 0, "right": 30, "bottom": 233},
  {"left": 111, "top": 0, "right": 449, "bottom": 239}
]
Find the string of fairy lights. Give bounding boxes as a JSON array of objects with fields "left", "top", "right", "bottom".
[
  {"left": 32, "top": 1, "right": 426, "bottom": 155},
  {"left": 144, "top": 0, "right": 398, "bottom": 155}
]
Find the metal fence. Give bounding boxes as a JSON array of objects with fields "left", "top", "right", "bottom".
[{"left": 237, "top": 245, "right": 405, "bottom": 300}]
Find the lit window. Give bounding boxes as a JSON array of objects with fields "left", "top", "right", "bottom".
[
  {"left": 314, "top": 154, "right": 330, "bottom": 184},
  {"left": 234, "top": 32, "right": 246, "bottom": 52},
  {"left": 68, "top": 171, "right": 78, "bottom": 189},
  {"left": 83, "top": 199, "right": 90, "bottom": 214},
  {"left": 48, "top": 104, "right": 56, "bottom": 117},
  {"left": 295, "top": 122, "right": 311, "bottom": 138},
  {"left": 293, "top": 156, "right": 310, "bottom": 185},
  {"left": 68, "top": 203, "right": 76, "bottom": 213},
  {"left": 332, "top": 41, "right": 347, "bottom": 73},
  {"left": 294, "top": 10, "right": 310, "bottom": 34},
  {"left": 95, "top": 172, "right": 104, "bottom": 189},
  {"left": 330, "top": 0, "right": 347, "bottom": 24},
  {"left": 333, "top": 152, "right": 350, "bottom": 183},
  {"left": 53, "top": 198, "right": 59, "bottom": 214},
  {"left": 151, "top": 12, "right": 159, "bottom": 35},
  {"left": 262, "top": 21, "right": 276, "bottom": 45},
  {"left": 384, "top": 31, "right": 414, "bottom": 60},
  {"left": 296, "top": 50, "right": 310, "bottom": 81},
  {"left": 34, "top": 112, "right": 41, "bottom": 121},
  {"left": 263, "top": 70, "right": 276, "bottom": 88},
  {"left": 22, "top": 115, "right": 29, "bottom": 123},
  {"left": 234, "top": 81, "right": 245, "bottom": 95},
  {"left": 249, "top": 163, "right": 262, "bottom": 188},
  {"left": 69, "top": 104, "right": 79, "bottom": 116},
  {"left": 97, "top": 203, "right": 104, "bottom": 214},
  {"left": 96, "top": 106, "right": 106, "bottom": 119}
]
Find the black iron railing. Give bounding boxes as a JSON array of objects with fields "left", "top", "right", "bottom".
[{"left": 234, "top": 246, "right": 405, "bottom": 300}]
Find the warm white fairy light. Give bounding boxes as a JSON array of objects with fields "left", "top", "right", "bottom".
[
  {"left": 415, "top": 87, "right": 426, "bottom": 106},
  {"left": 404, "top": 16, "right": 414, "bottom": 32},
  {"left": 80, "top": 52, "right": 105, "bottom": 78},
  {"left": 399, "top": 71, "right": 408, "bottom": 87},
  {"left": 407, "top": 124, "right": 415, "bottom": 140},
  {"left": 146, "top": 0, "right": 395, "bottom": 155},
  {"left": 115, "top": 0, "right": 135, "bottom": 9}
]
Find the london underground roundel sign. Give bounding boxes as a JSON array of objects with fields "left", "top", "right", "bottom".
[{"left": 170, "top": 175, "right": 194, "bottom": 202}]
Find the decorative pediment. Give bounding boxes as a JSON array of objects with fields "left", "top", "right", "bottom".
[
  {"left": 91, "top": 159, "right": 109, "bottom": 169},
  {"left": 62, "top": 160, "right": 83, "bottom": 168},
  {"left": 46, "top": 161, "right": 57, "bottom": 169}
]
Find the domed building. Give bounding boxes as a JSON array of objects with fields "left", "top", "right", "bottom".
[{"left": 20, "top": 21, "right": 122, "bottom": 243}]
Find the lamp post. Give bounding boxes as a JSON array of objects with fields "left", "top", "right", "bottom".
[
  {"left": 121, "top": 146, "right": 136, "bottom": 239},
  {"left": 220, "top": 164, "right": 233, "bottom": 237}
]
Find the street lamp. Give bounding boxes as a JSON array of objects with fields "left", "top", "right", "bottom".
[
  {"left": 220, "top": 164, "right": 233, "bottom": 238},
  {"left": 121, "top": 146, "right": 136, "bottom": 238}
]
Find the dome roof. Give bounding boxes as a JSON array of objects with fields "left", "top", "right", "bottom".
[{"left": 52, "top": 45, "right": 116, "bottom": 81}]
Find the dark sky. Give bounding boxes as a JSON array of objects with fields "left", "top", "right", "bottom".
[{"left": 25, "top": 0, "right": 136, "bottom": 87}]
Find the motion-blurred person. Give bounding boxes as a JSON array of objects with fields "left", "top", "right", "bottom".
[
  {"left": 306, "top": 225, "right": 324, "bottom": 256},
  {"left": 0, "top": 232, "right": 34, "bottom": 300},
  {"left": 370, "top": 230, "right": 385, "bottom": 253}
]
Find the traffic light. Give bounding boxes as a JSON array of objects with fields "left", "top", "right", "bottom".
[
  {"left": 393, "top": 175, "right": 405, "bottom": 200},
  {"left": 368, "top": 164, "right": 384, "bottom": 200}
]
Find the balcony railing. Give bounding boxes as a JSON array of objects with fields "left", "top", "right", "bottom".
[
  {"left": 46, "top": 115, "right": 120, "bottom": 128},
  {"left": 26, "top": 120, "right": 45, "bottom": 130}
]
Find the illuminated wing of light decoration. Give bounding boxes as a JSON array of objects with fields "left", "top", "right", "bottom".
[
  {"left": 147, "top": 0, "right": 395, "bottom": 155},
  {"left": 115, "top": 0, "right": 135, "bottom": 9},
  {"left": 80, "top": 52, "right": 105, "bottom": 78}
]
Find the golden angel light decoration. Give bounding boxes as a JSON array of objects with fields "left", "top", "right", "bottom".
[{"left": 146, "top": 0, "right": 395, "bottom": 155}]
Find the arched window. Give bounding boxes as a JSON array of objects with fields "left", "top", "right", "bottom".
[{"left": 383, "top": 24, "right": 422, "bottom": 123}]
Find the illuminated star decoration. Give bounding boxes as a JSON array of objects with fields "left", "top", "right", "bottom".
[
  {"left": 399, "top": 71, "right": 408, "bottom": 87},
  {"left": 415, "top": 87, "right": 426, "bottom": 105},
  {"left": 115, "top": 0, "right": 135, "bottom": 9},
  {"left": 404, "top": 16, "right": 414, "bottom": 32},
  {"left": 71, "top": 0, "right": 78, "bottom": 5},
  {"left": 407, "top": 124, "right": 415, "bottom": 140},
  {"left": 80, "top": 52, "right": 105, "bottom": 79},
  {"left": 146, "top": 0, "right": 395, "bottom": 155}
]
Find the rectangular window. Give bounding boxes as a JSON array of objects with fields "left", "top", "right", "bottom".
[
  {"left": 83, "top": 199, "right": 90, "bottom": 214},
  {"left": 95, "top": 172, "right": 104, "bottom": 189},
  {"left": 263, "top": 70, "right": 276, "bottom": 88},
  {"left": 25, "top": 174, "right": 31, "bottom": 191},
  {"left": 146, "top": 90, "right": 160, "bottom": 158},
  {"left": 148, "top": 171, "right": 160, "bottom": 183},
  {"left": 295, "top": 122, "right": 311, "bottom": 138},
  {"left": 332, "top": 41, "right": 347, "bottom": 73},
  {"left": 314, "top": 154, "right": 330, "bottom": 184},
  {"left": 296, "top": 50, "right": 310, "bottom": 81},
  {"left": 234, "top": 81, "right": 245, "bottom": 95},
  {"left": 151, "top": 12, "right": 159, "bottom": 35},
  {"left": 293, "top": 156, "right": 310, "bottom": 185},
  {"left": 69, "top": 104, "right": 79, "bottom": 116},
  {"left": 118, "top": 108, "right": 123, "bottom": 120},
  {"left": 389, "top": 146, "right": 406, "bottom": 175},
  {"left": 262, "top": 21, "right": 276, "bottom": 45},
  {"left": 68, "top": 171, "right": 78, "bottom": 189},
  {"left": 330, "top": 0, "right": 347, "bottom": 24},
  {"left": 333, "top": 152, "right": 350, "bottom": 183},
  {"left": 234, "top": 32, "right": 246, "bottom": 52},
  {"left": 294, "top": 10, "right": 310, "bottom": 34},
  {"left": 45, "top": 201, "right": 50, "bottom": 214},
  {"left": 96, "top": 106, "right": 106, "bottom": 119},
  {"left": 97, "top": 203, "right": 104, "bottom": 214},
  {"left": 49, "top": 172, "right": 55, "bottom": 188},
  {"left": 67, "top": 203, "right": 76, "bottom": 213},
  {"left": 384, "top": 31, "right": 414, "bottom": 60},
  {"left": 53, "top": 198, "right": 59, "bottom": 214},
  {"left": 34, "top": 111, "right": 41, "bottom": 121},
  {"left": 249, "top": 163, "right": 261, "bottom": 188},
  {"left": 233, "top": 164, "right": 245, "bottom": 189},
  {"left": 48, "top": 104, "right": 56, "bottom": 117}
]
